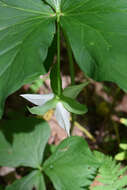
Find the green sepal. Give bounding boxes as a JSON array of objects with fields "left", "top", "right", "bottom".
[
  {"left": 50, "top": 63, "right": 62, "bottom": 95},
  {"left": 61, "top": 95, "right": 88, "bottom": 114},
  {"left": 27, "top": 98, "right": 58, "bottom": 115},
  {"left": 28, "top": 98, "right": 58, "bottom": 115},
  {"left": 63, "top": 82, "right": 89, "bottom": 99}
]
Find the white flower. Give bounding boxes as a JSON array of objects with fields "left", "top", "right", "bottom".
[
  {"left": 20, "top": 93, "right": 70, "bottom": 136},
  {"left": 55, "top": 102, "right": 70, "bottom": 136}
]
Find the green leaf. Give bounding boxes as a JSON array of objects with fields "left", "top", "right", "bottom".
[
  {"left": 29, "top": 77, "right": 44, "bottom": 93},
  {"left": 59, "top": 0, "right": 127, "bottom": 91},
  {"left": 0, "top": 117, "right": 50, "bottom": 168},
  {"left": 93, "top": 153, "right": 127, "bottom": 190},
  {"left": 45, "top": 0, "right": 60, "bottom": 11},
  {"left": 120, "top": 143, "right": 127, "bottom": 150},
  {"left": 63, "top": 82, "right": 89, "bottom": 99},
  {"left": 93, "top": 151, "right": 107, "bottom": 165},
  {"left": 43, "top": 136, "right": 98, "bottom": 190},
  {"left": 115, "top": 152, "right": 126, "bottom": 161},
  {"left": 50, "top": 63, "right": 62, "bottom": 95},
  {"left": 6, "top": 171, "right": 46, "bottom": 190},
  {"left": 120, "top": 118, "right": 127, "bottom": 127},
  {"left": 28, "top": 98, "right": 58, "bottom": 115},
  {"left": 61, "top": 95, "right": 88, "bottom": 114},
  {"left": 0, "top": 0, "right": 55, "bottom": 118},
  {"left": 0, "top": 186, "right": 3, "bottom": 190}
]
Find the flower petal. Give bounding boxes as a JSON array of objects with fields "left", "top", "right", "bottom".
[
  {"left": 20, "top": 93, "right": 54, "bottom": 106},
  {"left": 55, "top": 102, "right": 70, "bottom": 136}
]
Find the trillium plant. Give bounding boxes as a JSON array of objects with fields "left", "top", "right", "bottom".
[
  {"left": 20, "top": 69, "right": 88, "bottom": 135},
  {"left": 1, "top": 0, "right": 127, "bottom": 189},
  {"left": 21, "top": 93, "right": 71, "bottom": 136},
  {"left": 21, "top": 92, "right": 72, "bottom": 135}
]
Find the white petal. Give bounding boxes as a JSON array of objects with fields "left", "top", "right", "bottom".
[
  {"left": 55, "top": 102, "right": 70, "bottom": 136},
  {"left": 20, "top": 93, "right": 54, "bottom": 106}
]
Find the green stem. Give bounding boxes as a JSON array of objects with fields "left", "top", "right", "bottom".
[
  {"left": 63, "top": 31, "right": 76, "bottom": 134},
  {"left": 65, "top": 32, "right": 75, "bottom": 85},
  {"left": 70, "top": 114, "right": 76, "bottom": 134},
  {"left": 66, "top": 37, "right": 75, "bottom": 134},
  {"left": 67, "top": 44, "right": 75, "bottom": 85},
  {"left": 57, "top": 16, "right": 62, "bottom": 96}
]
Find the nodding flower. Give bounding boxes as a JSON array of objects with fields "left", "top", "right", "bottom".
[{"left": 20, "top": 93, "right": 70, "bottom": 136}]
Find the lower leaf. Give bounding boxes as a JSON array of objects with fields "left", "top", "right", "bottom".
[
  {"left": 0, "top": 117, "right": 50, "bottom": 168},
  {"left": 43, "top": 136, "right": 98, "bottom": 190},
  {"left": 6, "top": 171, "right": 46, "bottom": 190}
]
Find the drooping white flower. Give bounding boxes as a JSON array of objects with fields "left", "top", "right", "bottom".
[
  {"left": 20, "top": 93, "right": 70, "bottom": 136},
  {"left": 55, "top": 102, "right": 70, "bottom": 136}
]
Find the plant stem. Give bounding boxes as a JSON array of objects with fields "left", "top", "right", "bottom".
[
  {"left": 63, "top": 31, "right": 75, "bottom": 134},
  {"left": 65, "top": 32, "right": 75, "bottom": 85},
  {"left": 57, "top": 16, "right": 62, "bottom": 96},
  {"left": 67, "top": 43, "right": 75, "bottom": 85}
]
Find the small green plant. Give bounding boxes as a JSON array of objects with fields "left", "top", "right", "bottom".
[
  {"left": 1, "top": 0, "right": 127, "bottom": 189},
  {"left": 115, "top": 143, "right": 127, "bottom": 161},
  {"left": 92, "top": 151, "right": 127, "bottom": 190}
]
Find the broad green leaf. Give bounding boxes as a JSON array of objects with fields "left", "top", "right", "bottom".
[
  {"left": 59, "top": 0, "right": 127, "bottom": 91},
  {"left": 6, "top": 170, "right": 46, "bottom": 190},
  {"left": 50, "top": 63, "right": 62, "bottom": 95},
  {"left": 0, "top": 117, "right": 50, "bottom": 168},
  {"left": 43, "top": 136, "right": 98, "bottom": 190},
  {"left": 63, "top": 82, "right": 89, "bottom": 99},
  {"left": 0, "top": 0, "right": 55, "bottom": 118},
  {"left": 45, "top": 0, "right": 61, "bottom": 12},
  {"left": 61, "top": 95, "right": 88, "bottom": 114},
  {"left": 0, "top": 186, "right": 3, "bottom": 190},
  {"left": 28, "top": 98, "right": 58, "bottom": 115}
]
